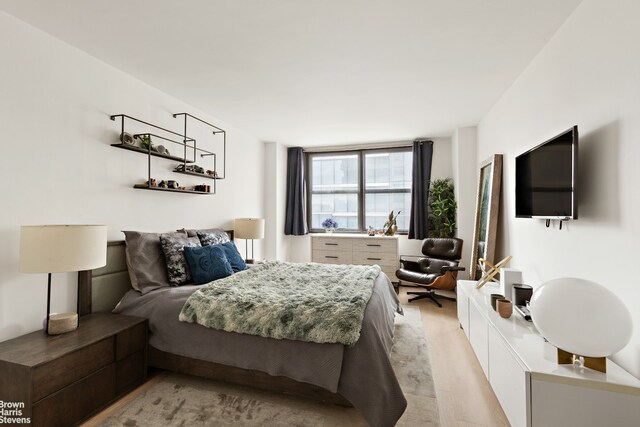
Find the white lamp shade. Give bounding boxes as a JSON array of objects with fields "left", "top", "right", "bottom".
[
  {"left": 234, "top": 218, "right": 265, "bottom": 239},
  {"left": 20, "top": 225, "right": 108, "bottom": 273},
  {"left": 530, "top": 277, "right": 633, "bottom": 358}
]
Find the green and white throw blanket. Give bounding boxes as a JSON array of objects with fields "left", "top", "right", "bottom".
[{"left": 179, "top": 261, "right": 380, "bottom": 346}]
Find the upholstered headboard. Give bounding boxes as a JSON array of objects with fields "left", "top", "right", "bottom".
[{"left": 78, "top": 230, "right": 234, "bottom": 315}]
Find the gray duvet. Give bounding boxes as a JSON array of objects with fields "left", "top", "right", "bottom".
[{"left": 113, "top": 271, "right": 407, "bottom": 427}]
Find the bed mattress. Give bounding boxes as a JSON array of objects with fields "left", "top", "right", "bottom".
[{"left": 113, "top": 270, "right": 406, "bottom": 427}]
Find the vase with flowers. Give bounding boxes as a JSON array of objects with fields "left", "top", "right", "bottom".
[{"left": 321, "top": 218, "right": 338, "bottom": 234}]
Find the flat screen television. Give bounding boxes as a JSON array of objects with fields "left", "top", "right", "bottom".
[{"left": 515, "top": 126, "right": 578, "bottom": 220}]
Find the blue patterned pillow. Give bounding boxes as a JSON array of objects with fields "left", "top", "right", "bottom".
[
  {"left": 183, "top": 245, "right": 234, "bottom": 285},
  {"left": 220, "top": 242, "right": 248, "bottom": 272}
]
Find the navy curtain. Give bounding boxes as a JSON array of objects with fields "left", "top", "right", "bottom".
[
  {"left": 284, "top": 147, "right": 308, "bottom": 236},
  {"left": 408, "top": 140, "right": 434, "bottom": 239}
]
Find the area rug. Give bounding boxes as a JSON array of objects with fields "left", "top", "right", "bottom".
[{"left": 97, "top": 306, "right": 439, "bottom": 426}]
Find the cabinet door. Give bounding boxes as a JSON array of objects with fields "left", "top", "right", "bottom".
[
  {"left": 488, "top": 326, "right": 529, "bottom": 427},
  {"left": 457, "top": 288, "right": 470, "bottom": 339},
  {"left": 468, "top": 301, "right": 489, "bottom": 377},
  {"left": 531, "top": 378, "right": 640, "bottom": 427}
]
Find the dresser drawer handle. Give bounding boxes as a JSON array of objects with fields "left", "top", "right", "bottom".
[
  {"left": 366, "top": 244, "right": 381, "bottom": 247},
  {"left": 324, "top": 243, "right": 338, "bottom": 246},
  {"left": 325, "top": 256, "right": 338, "bottom": 259},
  {"left": 367, "top": 257, "right": 382, "bottom": 260}
]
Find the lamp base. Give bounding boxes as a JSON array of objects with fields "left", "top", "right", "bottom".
[
  {"left": 557, "top": 347, "right": 606, "bottom": 373},
  {"left": 47, "top": 312, "right": 78, "bottom": 335}
]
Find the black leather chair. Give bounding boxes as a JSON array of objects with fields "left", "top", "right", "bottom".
[{"left": 396, "top": 238, "right": 464, "bottom": 307}]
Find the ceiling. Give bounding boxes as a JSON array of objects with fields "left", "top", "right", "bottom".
[{"left": 0, "top": 0, "right": 581, "bottom": 146}]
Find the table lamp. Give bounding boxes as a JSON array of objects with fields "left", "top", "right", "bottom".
[
  {"left": 19, "top": 225, "right": 107, "bottom": 335},
  {"left": 529, "top": 277, "right": 633, "bottom": 373},
  {"left": 234, "top": 218, "right": 265, "bottom": 264}
]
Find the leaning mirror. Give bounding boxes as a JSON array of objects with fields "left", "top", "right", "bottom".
[{"left": 470, "top": 154, "right": 503, "bottom": 279}]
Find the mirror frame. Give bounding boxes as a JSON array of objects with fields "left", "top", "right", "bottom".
[{"left": 470, "top": 154, "right": 503, "bottom": 280}]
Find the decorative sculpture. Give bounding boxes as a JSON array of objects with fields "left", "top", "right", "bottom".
[
  {"left": 475, "top": 255, "right": 512, "bottom": 289},
  {"left": 383, "top": 211, "right": 400, "bottom": 236}
]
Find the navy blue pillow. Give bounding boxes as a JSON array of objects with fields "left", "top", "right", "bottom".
[
  {"left": 183, "top": 245, "right": 234, "bottom": 285},
  {"left": 220, "top": 241, "right": 248, "bottom": 272}
]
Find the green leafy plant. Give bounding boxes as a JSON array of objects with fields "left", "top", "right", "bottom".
[
  {"left": 139, "top": 135, "right": 153, "bottom": 151},
  {"left": 428, "top": 178, "right": 457, "bottom": 238}
]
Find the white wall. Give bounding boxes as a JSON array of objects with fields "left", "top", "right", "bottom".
[
  {"left": 477, "top": 0, "right": 640, "bottom": 378},
  {"left": 282, "top": 137, "right": 454, "bottom": 261},
  {"left": 0, "top": 12, "right": 264, "bottom": 341},
  {"left": 263, "top": 141, "right": 288, "bottom": 261},
  {"left": 452, "top": 127, "right": 478, "bottom": 275}
]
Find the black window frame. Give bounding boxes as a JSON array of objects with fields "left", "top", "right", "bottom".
[{"left": 306, "top": 146, "right": 412, "bottom": 234}]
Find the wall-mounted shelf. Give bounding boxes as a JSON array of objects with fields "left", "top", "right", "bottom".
[
  {"left": 110, "top": 113, "right": 226, "bottom": 195},
  {"left": 134, "top": 186, "right": 212, "bottom": 195},
  {"left": 173, "top": 168, "right": 220, "bottom": 180},
  {"left": 111, "top": 143, "right": 195, "bottom": 163}
]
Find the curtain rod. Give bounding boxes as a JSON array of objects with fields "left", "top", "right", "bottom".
[{"left": 303, "top": 140, "right": 419, "bottom": 153}]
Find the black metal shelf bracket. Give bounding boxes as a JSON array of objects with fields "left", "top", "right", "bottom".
[{"left": 173, "top": 113, "right": 226, "bottom": 182}]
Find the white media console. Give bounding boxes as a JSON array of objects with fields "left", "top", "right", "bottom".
[{"left": 457, "top": 280, "right": 640, "bottom": 427}]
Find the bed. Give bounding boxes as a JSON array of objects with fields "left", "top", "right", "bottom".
[{"left": 77, "top": 230, "right": 407, "bottom": 427}]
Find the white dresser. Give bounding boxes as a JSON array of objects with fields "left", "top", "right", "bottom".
[
  {"left": 310, "top": 233, "right": 399, "bottom": 282},
  {"left": 457, "top": 280, "right": 640, "bottom": 427}
]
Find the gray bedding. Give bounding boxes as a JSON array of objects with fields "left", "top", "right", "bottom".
[{"left": 113, "top": 270, "right": 407, "bottom": 427}]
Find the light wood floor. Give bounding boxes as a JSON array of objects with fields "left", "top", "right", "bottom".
[
  {"left": 83, "top": 286, "right": 509, "bottom": 427},
  {"left": 396, "top": 286, "right": 509, "bottom": 427}
]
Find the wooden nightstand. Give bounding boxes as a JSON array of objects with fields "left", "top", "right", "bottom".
[{"left": 0, "top": 314, "right": 147, "bottom": 427}]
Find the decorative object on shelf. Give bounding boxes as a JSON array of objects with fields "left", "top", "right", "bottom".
[
  {"left": 513, "top": 283, "right": 533, "bottom": 306},
  {"left": 367, "top": 226, "right": 375, "bottom": 236},
  {"left": 47, "top": 313, "right": 79, "bottom": 335},
  {"left": 19, "top": 225, "right": 107, "bottom": 335},
  {"left": 194, "top": 184, "right": 210, "bottom": 193},
  {"left": 234, "top": 218, "right": 265, "bottom": 264},
  {"left": 499, "top": 268, "right": 522, "bottom": 301},
  {"left": 139, "top": 134, "right": 154, "bottom": 150},
  {"left": 148, "top": 178, "right": 157, "bottom": 187},
  {"left": 207, "top": 170, "right": 217, "bottom": 177},
  {"left": 120, "top": 132, "right": 134, "bottom": 145},
  {"left": 529, "top": 277, "right": 633, "bottom": 373},
  {"left": 470, "top": 154, "right": 503, "bottom": 279},
  {"left": 475, "top": 255, "right": 512, "bottom": 289},
  {"left": 167, "top": 180, "right": 179, "bottom": 189},
  {"left": 175, "top": 164, "right": 197, "bottom": 173},
  {"left": 158, "top": 180, "right": 168, "bottom": 188},
  {"left": 428, "top": 178, "right": 457, "bottom": 238},
  {"left": 322, "top": 218, "right": 338, "bottom": 234},
  {"left": 496, "top": 299, "right": 513, "bottom": 318},
  {"left": 134, "top": 183, "right": 149, "bottom": 189},
  {"left": 490, "top": 293, "right": 504, "bottom": 310},
  {"left": 157, "top": 145, "right": 168, "bottom": 154},
  {"left": 383, "top": 211, "right": 400, "bottom": 236}
]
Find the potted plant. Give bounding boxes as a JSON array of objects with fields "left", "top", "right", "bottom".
[{"left": 428, "top": 178, "right": 457, "bottom": 238}]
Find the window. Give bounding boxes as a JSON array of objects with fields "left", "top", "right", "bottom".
[{"left": 307, "top": 147, "right": 412, "bottom": 233}]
